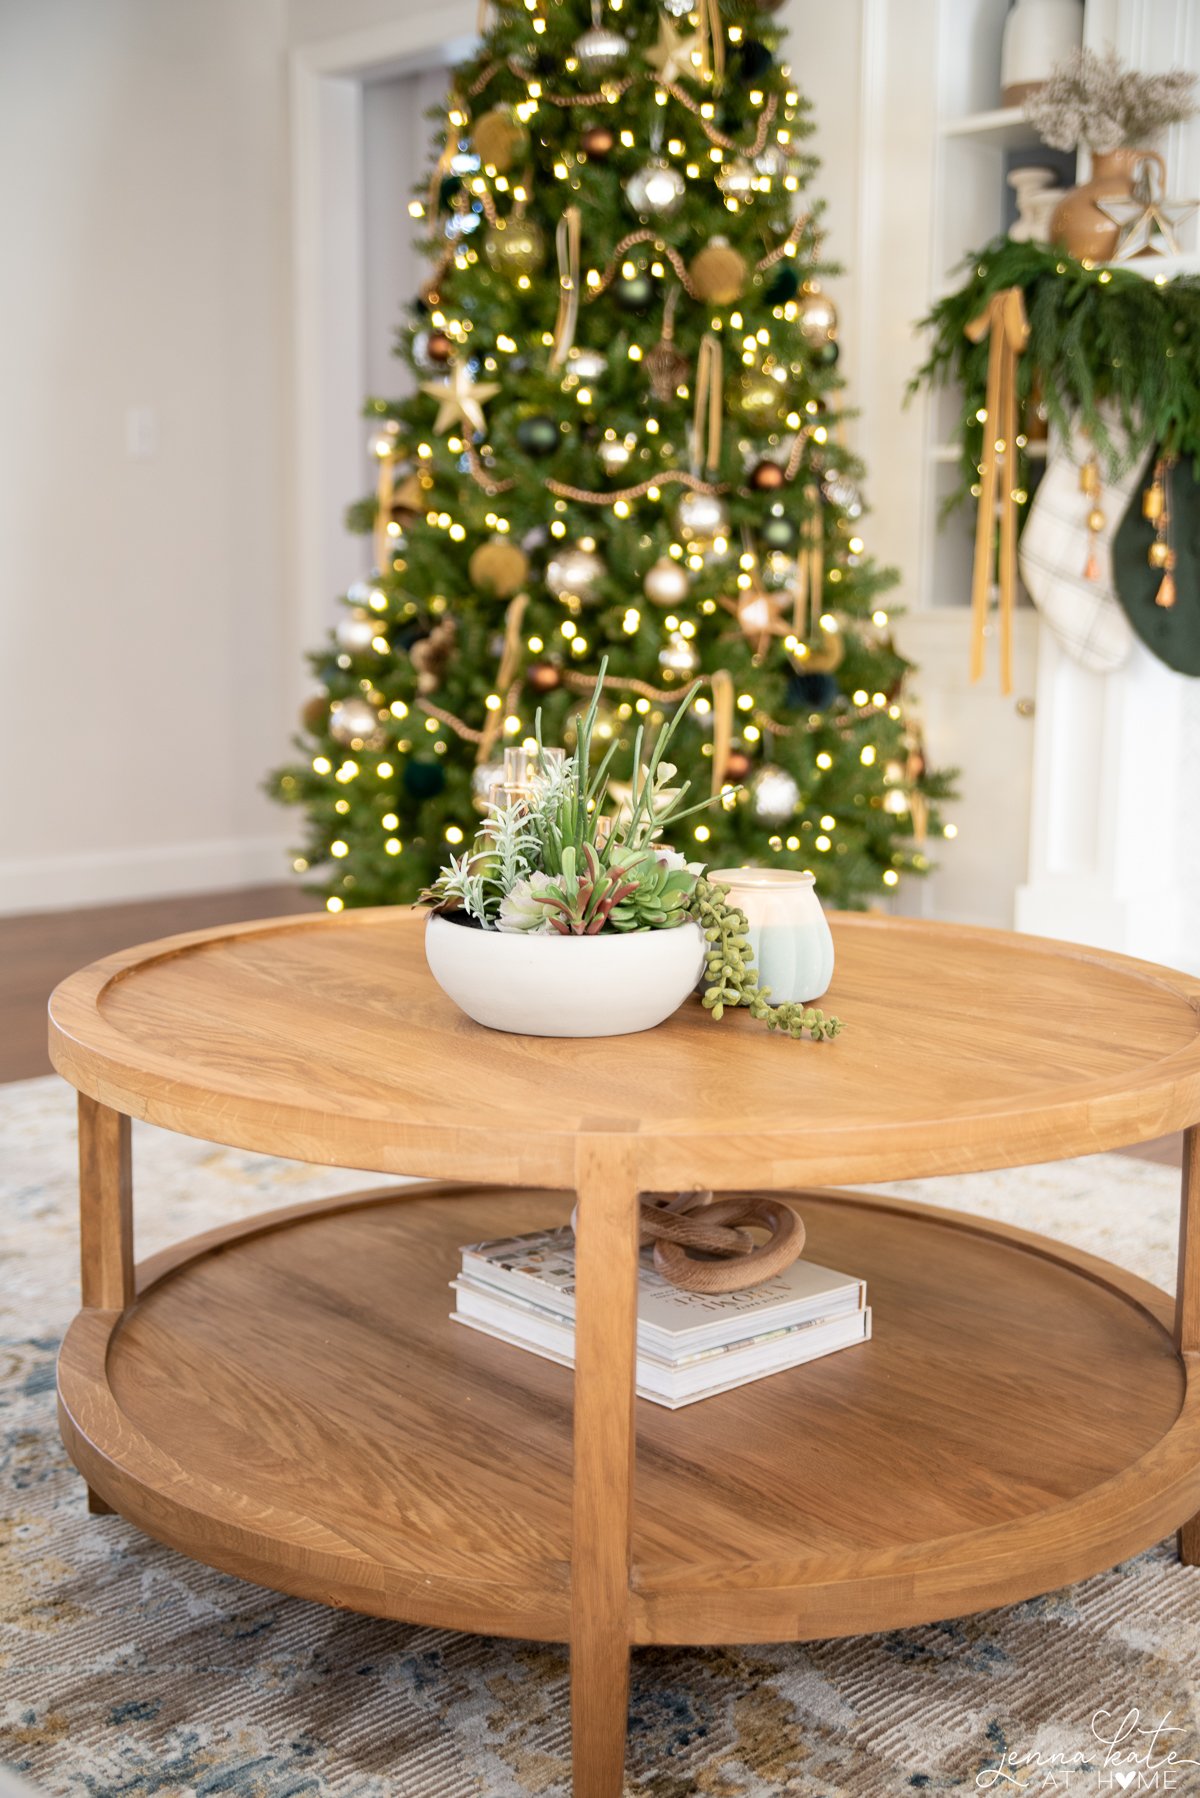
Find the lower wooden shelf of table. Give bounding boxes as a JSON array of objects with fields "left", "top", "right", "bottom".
[{"left": 57, "top": 1181, "right": 1200, "bottom": 1648}]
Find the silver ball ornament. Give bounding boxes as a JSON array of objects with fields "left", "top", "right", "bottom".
[
  {"left": 625, "top": 158, "right": 686, "bottom": 219},
  {"left": 573, "top": 23, "right": 628, "bottom": 74},
  {"left": 676, "top": 489, "right": 729, "bottom": 542},
  {"left": 751, "top": 765, "right": 800, "bottom": 825},
  {"left": 659, "top": 631, "right": 700, "bottom": 676},
  {"left": 717, "top": 158, "right": 755, "bottom": 200},
  {"left": 797, "top": 287, "right": 839, "bottom": 345},
  {"left": 643, "top": 556, "right": 690, "bottom": 607},
  {"left": 329, "top": 696, "right": 383, "bottom": 746},
  {"left": 660, "top": 0, "right": 693, "bottom": 14},
  {"left": 823, "top": 471, "right": 863, "bottom": 518},
  {"left": 335, "top": 611, "right": 379, "bottom": 655},
  {"left": 570, "top": 348, "right": 607, "bottom": 382},
  {"left": 545, "top": 545, "right": 605, "bottom": 602},
  {"left": 597, "top": 436, "right": 633, "bottom": 474}
]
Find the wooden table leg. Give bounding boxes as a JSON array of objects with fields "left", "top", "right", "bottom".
[
  {"left": 571, "top": 1137, "right": 639, "bottom": 1798},
  {"left": 77, "top": 1094, "right": 133, "bottom": 1513},
  {"left": 1178, "top": 1126, "right": 1200, "bottom": 1566}
]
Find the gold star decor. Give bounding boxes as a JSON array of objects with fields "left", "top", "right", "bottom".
[
  {"left": 645, "top": 15, "right": 700, "bottom": 85},
  {"left": 421, "top": 361, "right": 500, "bottom": 436},
  {"left": 1098, "top": 183, "right": 1198, "bottom": 261}
]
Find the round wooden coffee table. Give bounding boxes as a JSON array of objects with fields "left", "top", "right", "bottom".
[{"left": 50, "top": 910, "right": 1200, "bottom": 1798}]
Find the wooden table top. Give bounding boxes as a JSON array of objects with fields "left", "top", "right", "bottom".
[{"left": 48, "top": 909, "right": 1200, "bottom": 1189}]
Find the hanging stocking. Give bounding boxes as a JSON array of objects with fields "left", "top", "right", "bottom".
[{"left": 1018, "top": 410, "right": 1152, "bottom": 673}]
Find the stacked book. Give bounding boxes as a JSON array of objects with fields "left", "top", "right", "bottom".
[{"left": 451, "top": 1225, "right": 871, "bottom": 1409}]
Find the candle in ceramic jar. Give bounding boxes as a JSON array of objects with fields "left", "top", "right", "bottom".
[{"left": 709, "top": 868, "right": 834, "bottom": 1004}]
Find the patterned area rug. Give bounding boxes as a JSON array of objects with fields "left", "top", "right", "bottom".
[{"left": 2, "top": 1075, "right": 1198, "bottom": 1797}]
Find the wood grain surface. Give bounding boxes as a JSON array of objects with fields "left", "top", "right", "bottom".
[
  {"left": 56, "top": 1182, "right": 1200, "bottom": 1648},
  {"left": 47, "top": 909, "right": 1200, "bottom": 1190}
]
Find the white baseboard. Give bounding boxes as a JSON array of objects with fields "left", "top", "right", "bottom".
[{"left": 0, "top": 834, "right": 298, "bottom": 917}]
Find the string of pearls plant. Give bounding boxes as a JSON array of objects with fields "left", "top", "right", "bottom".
[{"left": 692, "top": 874, "right": 843, "bottom": 1040}]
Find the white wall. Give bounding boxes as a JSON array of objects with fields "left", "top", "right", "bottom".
[{"left": 0, "top": 0, "right": 293, "bottom": 912}]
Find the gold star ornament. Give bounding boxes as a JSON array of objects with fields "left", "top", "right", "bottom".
[
  {"left": 421, "top": 361, "right": 500, "bottom": 436},
  {"left": 645, "top": 15, "right": 700, "bottom": 85}
]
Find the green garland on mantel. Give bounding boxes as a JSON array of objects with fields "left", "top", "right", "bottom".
[{"left": 910, "top": 238, "right": 1200, "bottom": 524}]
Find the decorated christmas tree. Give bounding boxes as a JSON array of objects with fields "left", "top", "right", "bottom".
[{"left": 272, "top": 0, "right": 951, "bottom": 913}]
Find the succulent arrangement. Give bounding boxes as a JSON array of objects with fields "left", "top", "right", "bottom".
[
  {"left": 425, "top": 665, "right": 843, "bottom": 1042},
  {"left": 1025, "top": 49, "right": 1198, "bottom": 153}
]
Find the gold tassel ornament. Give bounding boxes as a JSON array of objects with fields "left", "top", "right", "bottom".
[
  {"left": 691, "top": 332, "right": 724, "bottom": 476},
  {"left": 964, "top": 286, "right": 1030, "bottom": 695}
]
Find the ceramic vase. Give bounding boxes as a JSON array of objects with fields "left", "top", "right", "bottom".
[
  {"left": 708, "top": 868, "right": 835, "bottom": 1004},
  {"left": 1051, "top": 148, "right": 1164, "bottom": 262},
  {"left": 1000, "top": 0, "right": 1084, "bottom": 107}
]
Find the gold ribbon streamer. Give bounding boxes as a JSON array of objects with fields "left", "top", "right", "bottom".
[
  {"left": 549, "top": 205, "right": 582, "bottom": 370},
  {"left": 965, "top": 286, "right": 1029, "bottom": 696},
  {"left": 696, "top": 0, "right": 725, "bottom": 88},
  {"left": 791, "top": 482, "right": 822, "bottom": 640},
  {"left": 475, "top": 593, "right": 529, "bottom": 764},
  {"left": 709, "top": 668, "right": 734, "bottom": 794},
  {"left": 693, "top": 333, "right": 723, "bottom": 476},
  {"left": 374, "top": 449, "right": 395, "bottom": 576}
]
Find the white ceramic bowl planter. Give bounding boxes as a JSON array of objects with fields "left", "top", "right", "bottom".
[{"left": 425, "top": 913, "right": 708, "bottom": 1038}]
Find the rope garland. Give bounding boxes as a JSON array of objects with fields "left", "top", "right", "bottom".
[
  {"left": 545, "top": 468, "right": 730, "bottom": 502},
  {"left": 583, "top": 229, "right": 701, "bottom": 301}
]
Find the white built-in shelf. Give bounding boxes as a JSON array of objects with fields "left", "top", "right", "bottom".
[{"left": 940, "top": 106, "right": 1046, "bottom": 151}]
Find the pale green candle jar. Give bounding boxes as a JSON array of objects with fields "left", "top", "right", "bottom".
[{"left": 708, "top": 868, "right": 835, "bottom": 1005}]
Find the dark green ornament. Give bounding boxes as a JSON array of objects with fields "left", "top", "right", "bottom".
[
  {"left": 516, "top": 414, "right": 560, "bottom": 457},
  {"left": 614, "top": 271, "right": 656, "bottom": 313},
  {"left": 761, "top": 514, "right": 799, "bottom": 551},
  {"left": 1113, "top": 452, "right": 1200, "bottom": 676},
  {"left": 787, "top": 669, "right": 838, "bottom": 709},
  {"left": 811, "top": 339, "right": 840, "bottom": 368},
  {"left": 403, "top": 759, "right": 447, "bottom": 799},
  {"left": 765, "top": 263, "right": 801, "bottom": 305}
]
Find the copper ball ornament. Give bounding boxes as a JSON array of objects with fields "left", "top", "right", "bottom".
[
  {"left": 527, "top": 660, "right": 563, "bottom": 693},
  {"left": 580, "top": 123, "right": 615, "bottom": 160},
  {"left": 301, "top": 693, "right": 328, "bottom": 733},
  {"left": 484, "top": 216, "right": 546, "bottom": 281},
  {"left": 689, "top": 238, "right": 749, "bottom": 306},
  {"left": 426, "top": 330, "right": 453, "bottom": 364},
  {"left": 469, "top": 536, "right": 530, "bottom": 597},
  {"left": 749, "top": 460, "right": 786, "bottom": 492},
  {"left": 723, "top": 745, "right": 753, "bottom": 781},
  {"left": 643, "top": 556, "right": 690, "bottom": 606}
]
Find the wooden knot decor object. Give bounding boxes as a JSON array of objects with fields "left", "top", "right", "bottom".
[{"left": 639, "top": 1190, "right": 805, "bottom": 1293}]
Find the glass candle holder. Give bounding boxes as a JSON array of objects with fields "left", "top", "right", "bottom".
[{"left": 708, "top": 868, "right": 835, "bottom": 1004}]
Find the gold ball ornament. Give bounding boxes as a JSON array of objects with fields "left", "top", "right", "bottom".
[
  {"left": 484, "top": 217, "right": 546, "bottom": 281},
  {"left": 797, "top": 285, "right": 839, "bottom": 345},
  {"left": 688, "top": 239, "right": 748, "bottom": 306},
  {"left": 469, "top": 536, "right": 529, "bottom": 597},
  {"left": 802, "top": 627, "right": 846, "bottom": 674},
  {"left": 643, "top": 556, "right": 690, "bottom": 606},
  {"left": 1149, "top": 539, "right": 1176, "bottom": 570},
  {"left": 301, "top": 693, "right": 327, "bottom": 733},
  {"left": 739, "top": 369, "right": 782, "bottom": 420},
  {"left": 472, "top": 108, "right": 528, "bottom": 174},
  {"left": 1087, "top": 507, "right": 1106, "bottom": 534}
]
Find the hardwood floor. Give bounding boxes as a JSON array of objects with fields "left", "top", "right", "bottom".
[
  {"left": 0, "top": 884, "right": 318, "bottom": 1084},
  {"left": 0, "top": 884, "right": 1182, "bottom": 1170}
]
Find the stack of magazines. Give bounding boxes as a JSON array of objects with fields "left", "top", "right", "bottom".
[{"left": 452, "top": 1225, "right": 871, "bottom": 1409}]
